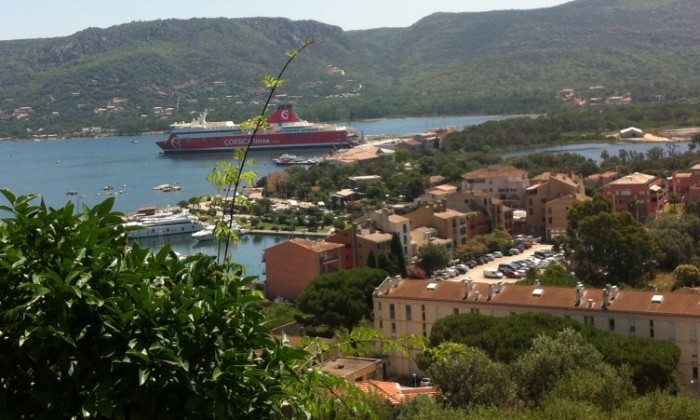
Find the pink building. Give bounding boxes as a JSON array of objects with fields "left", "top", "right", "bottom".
[
  {"left": 264, "top": 238, "right": 343, "bottom": 301},
  {"left": 603, "top": 172, "right": 666, "bottom": 221}
]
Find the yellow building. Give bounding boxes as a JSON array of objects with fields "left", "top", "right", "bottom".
[{"left": 373, "top": 278, "right": 700, "bottom": 394}]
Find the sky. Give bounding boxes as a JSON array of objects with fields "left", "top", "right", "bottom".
[{"left": 0, "top": 0, "right": 572, "bottom": 41}]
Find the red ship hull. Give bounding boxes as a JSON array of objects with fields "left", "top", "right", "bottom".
[
  {"left": 156, "top": 130, "right": 351, "bottom": 153},
  {"left": 156, "top": 104, "right": 354, "bottom": 153}
]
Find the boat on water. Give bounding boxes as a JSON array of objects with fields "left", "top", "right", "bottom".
[
  {"left": 192, "top": 224, "right": 215, "bottom": 241},
  {"left": 272, "top": 153, "right": 323, "bottom": 166},
  {"left": 156, "top": 104, "right": 356, "bottom": 153},
  {"left": 192, "top": 222, "right": 248, "bottom": 242},
  {"left": 123, "top": 208, "right": 205, "bottom": 239}
]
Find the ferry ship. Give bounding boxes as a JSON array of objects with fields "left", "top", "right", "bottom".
[{"left": 156, "top": 104, "right": 355, "bottom": 153}]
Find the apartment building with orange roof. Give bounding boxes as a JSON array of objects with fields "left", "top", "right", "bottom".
[
  {"left": 461, "top": 164, "right": 530, "bottom": 209},
  {"left": 373, "top": 278, "right": 700, "bottom": 394},
  {"left": 404, "top": 202, "right": 468, "bottom": 252},
  {"left": 525, "top": 172, "right": 589, "bottom": 240},
  {"left": 602, "top": 172, "right": 666, "bottom": 221},
  {"left": 264, "top": 238, "right": 343, "bottom": 301}
]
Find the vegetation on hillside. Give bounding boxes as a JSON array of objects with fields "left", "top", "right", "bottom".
[{"left": 2, "top": 0, "right": 700, "bottom": 137}]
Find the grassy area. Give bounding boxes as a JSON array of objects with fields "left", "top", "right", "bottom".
[{"left": 651, "top": 271, "right": 675, "bottom": 291}]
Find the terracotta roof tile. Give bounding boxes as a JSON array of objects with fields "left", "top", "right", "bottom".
[
  {"left": 288, "top": 238, "right": 344, "bottom": 253},
  {"left": 376, "top": 279, "right": 700, "bottom": 317},
  {"left": 355, "top": 380, "right": 441, "bottom": 406}
]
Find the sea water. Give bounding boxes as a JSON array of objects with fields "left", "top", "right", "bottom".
[{"left": 3, "top": 114, "right": 679, "bottom": 279}]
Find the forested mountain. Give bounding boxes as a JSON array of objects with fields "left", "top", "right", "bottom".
[{"left": 1, "top": 0, "right": 699, "bottom": 138}]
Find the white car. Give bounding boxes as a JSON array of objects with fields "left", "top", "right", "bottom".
[{"left": 483, "top": 269, "right": 504, "bottom": 279}]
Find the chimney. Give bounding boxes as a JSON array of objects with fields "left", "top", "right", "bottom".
[
  {"left": 602, "top": 288, "right": 610, "bottom": 310},
  {"left": 587, "top": 298, "right": 595, "bottom": 308},
  {"left": 462, "top": 279, "right": 474, "bottom": 299},
  {"left": 475, "top": 291, "right": 481, "bottom": 301},
  {"left": 575, "top": 282, "right": 585, "bottom": 306},
  {"left": 488, "top": 284, "right": 496, "bottom": 301},
  {"left": 497, "top": 281, "right": 505, "bottom": 293},
  {"left": 611, "top": 285, "right": 619, "bottom": 300}
]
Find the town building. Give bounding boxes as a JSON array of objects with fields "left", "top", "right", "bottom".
[
  {"left": 372, "top": 278, "right": 700, "bottom": 394},
  {"left": 364, "top": 208, "right": 412, "bottom": 262},
  {"left": 602, "top": 172, "right": 666, "bottom": 221},
  {"left": 586, "top": 171, "right": 620, "bottom": 188},
  {"left": 264, "top": 238, "right": 343, "bottom": 301},
  {"left": 671, "top": 164, "right": 700, "bottom": 202},
  {"left": 525, "top": 172, "right": 589, "bottom": 241},
  {"left": 404, "top": 202, "right": 468, "bottom": 252},
  {"left": 355, "top": 380, "right": 441, "bottom": 406},
  {"left": 461, "top": 165, "right": 530, "bottom": 209}
]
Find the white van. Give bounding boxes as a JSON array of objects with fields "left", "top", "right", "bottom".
[{"left": 483, "top": 269, "right": 504, "bottom": 279}]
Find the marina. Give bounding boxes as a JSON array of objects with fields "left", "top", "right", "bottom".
[{"left": 2, "top": 113, "right": 679, "bottom": 280}]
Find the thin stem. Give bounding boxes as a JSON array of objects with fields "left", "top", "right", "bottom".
[{"left": 216, "top": 40, "right": 315, "bottom": 263}]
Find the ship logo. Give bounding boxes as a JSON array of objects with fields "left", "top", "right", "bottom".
[{"left": 280, "top": 109, "right": 289, "bottom": 120}]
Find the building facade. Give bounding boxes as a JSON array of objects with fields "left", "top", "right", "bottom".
[
  {"left": 525, "top": 172, "right": 588, "bottom": 240},
  {"left": 264, "top": 238, "right": 343, "bottom": 301},
  {"left": 603, "top": 172, "right": 666, "bottom": 221},
  {"left": 373, "top": 279, "right": 700, "bottom": 394},
  {"left": 461, "top": 165, "right": 530, "bottom": 209}
]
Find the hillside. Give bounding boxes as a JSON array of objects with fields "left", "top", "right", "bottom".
[{"left": 1, "top": 0, "right": 699, "bottom": 138}]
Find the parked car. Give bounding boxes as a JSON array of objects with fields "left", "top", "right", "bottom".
[
  {"left": 483, "top": 269, "right": 504, "bottom": 279},
  {"left": 509, "top": 248, "right": 521, "bottom": 256},
  {"left": 455, "top": 263, "right": 469, "bottom": 274},
  {"left": 483, "top": 253, "right": 495, "bottom": 261},
  {"left": 492, "top": 251, "right": 503, "bottom": 258},
  {"left": 504, "top": 270, "right": 525, "bottom": 279},
  {"left": 498, "top": 263, "right": 517, "bottom": 273},
  {"left": 464, "top": 260, "right": 478, "bottom": 268}
]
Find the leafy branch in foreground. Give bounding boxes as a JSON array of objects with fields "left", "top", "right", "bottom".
[{"left": 205, "top": 39, "right": 315, "bottom": 263}]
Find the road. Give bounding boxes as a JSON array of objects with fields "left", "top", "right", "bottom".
[{"left": 447, "top": 243, "right": 554, "bottom": 284}]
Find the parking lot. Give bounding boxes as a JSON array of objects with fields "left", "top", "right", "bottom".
[{"left": 447, "top": 243, "right": 554, "bottom": 284}]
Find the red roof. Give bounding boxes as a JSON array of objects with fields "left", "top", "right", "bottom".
[{"left": 355, "top": 380, "right": 441, "bottom": 405}]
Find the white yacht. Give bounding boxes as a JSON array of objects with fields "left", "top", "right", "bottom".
[{"left": 124, "top": 209, "right": 205, "bottom": 239}]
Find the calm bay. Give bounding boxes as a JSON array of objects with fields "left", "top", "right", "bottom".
[{"left": 1, "top": 114, "right": 685, "bottom": 279}]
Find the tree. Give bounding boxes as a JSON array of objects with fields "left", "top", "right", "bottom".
[
  {"left": 427, "top": 343, "right": 516, "bottom": 410},
  {"left": 417, "top": 243, "right": 451, "bottom": 276},
  {"left": 673, "top": 264, "right": 700, "bottom": 290},
  {"left": 297, "top": 268, "right": 388, "bottom": 331},
  {"left": 545, "top": 364, "right": 635, "bottom": 412},
  {"left": 0, "top": 192, "right": 312, "bottom": 418},
  {"left": 511, "top": 328, "right": 609, "bottom": 405},
  {"left": 454, "top": 239, "right": 489, "bottom": 262},
  {"left": 390, "top": 232, "right": 408, "bottom": 277},
  {"left": 565, "top": 196, "right": 656, "bottom": 287}
]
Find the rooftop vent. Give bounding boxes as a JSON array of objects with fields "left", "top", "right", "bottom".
[
  {"left": 426, "top": 282, "right": 438, "bottom": 291},
  {"left": 532, "top": 288, "right": 544, "bottom": 297},
  {"left": 651, "top": 294, "right": 664, "bottom": 304}
]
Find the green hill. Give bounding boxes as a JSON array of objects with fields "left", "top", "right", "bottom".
[{"left": 1, "top": 0, "right": 699, "bottom": 138}]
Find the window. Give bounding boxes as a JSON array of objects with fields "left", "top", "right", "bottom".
[
  {"left": 650, "top": 319, "right": 655, "bottom": 338},
  {"left": 406, "top": 305, "right": 412, "bottom": 321},
  {"left": 608, "top": 318, "right": 615, "bottom": 332},
  {"left": 470, "top": 308, "right": 480, "bottom": 314},
  {"left": 584, "top": 316, "right": 594, "bottom": 326},
  {"left": 389, "top": 304, "right": 395, "bottom": 320},
  {"left": 422, "top": 323, "right": 427, "bottom": 337},
  {"left": 691, "top": 324, "right": 698, "bottom": 342},
  {"left": 453, "top": 308, "right": 459, "bottom": 315},
  {"left": 391, "top": 322, "right": 396, "bottom": 336},
  {"left": 421, "top": 305, "right": 426, "bottom": 321},
  {"left": 694, "top": 367, "right": 699, "bottom": 381}
]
